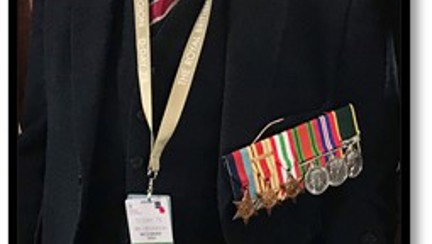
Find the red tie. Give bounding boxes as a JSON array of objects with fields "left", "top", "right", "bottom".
[{"left": 150, "top": 0, "right": 179, "bottom": 25}]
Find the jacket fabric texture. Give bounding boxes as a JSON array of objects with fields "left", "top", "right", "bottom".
[{"left": 18, "top": 0, "right": 400, "bottom": 243}]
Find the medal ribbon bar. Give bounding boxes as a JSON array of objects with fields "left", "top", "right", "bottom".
[{"left": 224, "top": 104, "right": 363, "bottom": 223}]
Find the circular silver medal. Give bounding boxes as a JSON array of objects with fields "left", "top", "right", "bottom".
[
  {"left": 326, "top": 156, "right": 348, "bottom": 186},
  {"left": 304, "top": 165, "right": 330, "bottom": 195},
  {"left": 345, "top": 145, "right": 363, "bottom": 178}
]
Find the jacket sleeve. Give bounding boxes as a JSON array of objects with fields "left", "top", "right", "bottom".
[{"left": 17, "top": 0, "right": 47, "bottom": 242}]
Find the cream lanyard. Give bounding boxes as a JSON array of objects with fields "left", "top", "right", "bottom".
[{"left": 133, "top": 0, "right": 213, "bottom": 198}]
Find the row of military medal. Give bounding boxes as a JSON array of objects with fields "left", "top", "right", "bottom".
[{"left": 233, "top": 135, "right": 363, "bottom": 224}]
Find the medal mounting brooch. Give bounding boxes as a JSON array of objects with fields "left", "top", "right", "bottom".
[{"left": 223, "top": 104, "right": 363, "bottom": 223}]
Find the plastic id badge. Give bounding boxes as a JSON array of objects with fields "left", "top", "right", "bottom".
[{"left": 125, "top": 195, "right": 174, "bottom": 244}]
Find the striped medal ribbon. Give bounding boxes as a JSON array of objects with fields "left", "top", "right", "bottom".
[{"left": 224, "top": 104, "right": 363, "bottom": 223}]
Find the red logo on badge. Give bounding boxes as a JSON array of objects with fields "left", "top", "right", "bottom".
[{"left": 154, "top": 201, "right": 165, "bottom": 214}]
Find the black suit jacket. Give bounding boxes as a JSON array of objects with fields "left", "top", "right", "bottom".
[
  {"left": 218, "top": 0, "right": 400, "bottom": 243},
  {"left": 18, "top": 0, "right": 400, "bottom": 243}
]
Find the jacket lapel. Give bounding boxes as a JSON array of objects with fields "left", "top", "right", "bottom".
[
  {"left": 219, "top": 0, "right": 288, "bottom": 154},
  {"left": 70, "top": 0, "right": 125, "bottom": 182}
]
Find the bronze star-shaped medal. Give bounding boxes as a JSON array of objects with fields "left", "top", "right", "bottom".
[
  {"left": 283, "top": 173, "right": 301, "bottom": 203},
  {"left": 233, "top": 190, "right": 256, "bottom": 224},
  {"left": 258, "top": 181, "right": 279, "bottom": 215}
]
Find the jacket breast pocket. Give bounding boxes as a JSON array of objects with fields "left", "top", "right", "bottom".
[
  {"left": 216, "top": 106, "right": 350, "bottom": 244},
  {"left": 217, "top": 104, "right": 362, "bottom": 244},
  {"left": 217, "top": 154, "right": 322, "bottom": 244}
]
